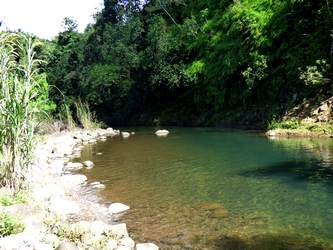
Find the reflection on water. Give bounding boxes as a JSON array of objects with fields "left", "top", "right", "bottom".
[{"left": 75, "top": 127, "right": 333, "bottom": 249}]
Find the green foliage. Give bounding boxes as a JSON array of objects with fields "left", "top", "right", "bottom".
[
  {"left": 45, "top": 0, "right": 333, "bottom": 126},
  {"left": 0, "top": 212, "right": 24, "bottom": 237},
  {"left": 55, "top": 224, "right": 87, "bottom": 245},
  {"left": 299, "top": 59, "right": 332, "bottom": 86},
  {"left": 268, "top": 120, "right": 299, "bottom": 130},
  {"left": 55, "top": 223, "right": 116, "bottom": 249},
  {"left": 241, "top": 54, "right": 268, "bottom": 90},
  {"left": 0, "top": 191, "right": 30, "bottom": 206}
]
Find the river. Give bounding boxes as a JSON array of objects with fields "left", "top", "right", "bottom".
[{"left": 75, "top": 126, "right": 333, "bottom": 249}]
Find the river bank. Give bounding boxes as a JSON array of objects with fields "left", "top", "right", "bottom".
[{"left": 0, "top": 127, "right": 159, "bottom": 250}]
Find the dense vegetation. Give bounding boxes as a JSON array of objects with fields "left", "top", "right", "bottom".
[
  {"left": 43, "top": 0, "right": 333, "bottom": 127},
  {"left": 2, "top": 0, "right": 333, "bottom": 129}
]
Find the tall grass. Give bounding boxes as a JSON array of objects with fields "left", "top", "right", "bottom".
[
  {"left": 74, "top": 99, "right": 101, "bottom": 129},
  {"left": 0, "top": 33, "right": 45, "bottom": 190}
]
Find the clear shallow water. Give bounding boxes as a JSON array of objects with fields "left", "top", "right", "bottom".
[{"left": 75, "top": 127, "right": 333, "bottom": 249}]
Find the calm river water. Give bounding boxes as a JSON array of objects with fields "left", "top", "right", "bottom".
[{"left": 75, "top": 127, "right": 333, "bottom": 250}]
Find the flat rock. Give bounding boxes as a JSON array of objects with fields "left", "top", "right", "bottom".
[
  {"left": 31, "top": 185, "right": 66, "bottom": 201},
  {"left": 108, "top": 202, "right": 130, "bottom": 214},
  {"left": 60, "top": 174, "right": 87, "bottom": 185},
  {"left": 0, "top": 234, "right": 28, "bottom": 250},
  {"left": 106, "top": 223, "right": 129, "bottom": 238},
  {"left": 3, "top": 204, "right": 45, "bottom": 223},
  {"left": 49, "top": 197, "right": 80, "bottom": 214},
  {"left": 48, "top": 159, "right": 64, "bottom": 170}
]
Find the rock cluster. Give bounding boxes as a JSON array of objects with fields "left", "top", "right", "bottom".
[{"left": 0, "top": 127, "right": 159, "bottom": 250}]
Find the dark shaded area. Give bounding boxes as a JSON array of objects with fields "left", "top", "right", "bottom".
[
  {"left": 207, "top": 233, "right": 328, "bottom": 250},
  {"left": 240, "top": 158, "right": 333, "bottom": 187}
]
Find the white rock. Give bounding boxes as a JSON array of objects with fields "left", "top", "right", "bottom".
[
  {"left": 71, "top": 221, "right": 91, "bottom": 233},
  {"left": 117, "top": 246, "right": 131, "bottom": 250},
  {"left": 60, "top": 174, "right": 87, "bottom": 185},
  {"left": 121, "top": 132, "right": 130, "bottom": 138},
  {"left": 57, "top": 242, "right": 79, "bottom": 250},
  {"left": 90, "top": 181, "right": 101, "bottom": 186},
  {"left": 120, "top": 237, "right": 135, "bottom": 249},
  {"left": 105, "top": 223, "right": 129, "bottom": 238},
  {"left": 49, "top": 197, "right": 80, "bottom": 214},
  {"left": 136, "top": 243, "right": 159, "bottom": 250},
  {"left": 90, "top": 220, "right": 105, "bottom": 236},
  {"left": 42, "top": 233, "right": 60, "bottom": 249},
  {"left": 90, "top": 182, "right": 106, "bottom": 189},
  {"left": 34, "top": 242, "right": 54, "bottom": 250},
  {"left": 81, "top": 136, "right": 91, "bottom": 141},
  {"left": 108, "top": 203, "right": 130, "bottom": 214},
  {"left": 83, "top": 160, "right": 94, "bottom": 168},
  {"left": 0, "top": 234, "right": 28, "bottom": 250},
  {"left": 31, "top": 185, "right": 65, "bottom": 201},
  {"left": 268, "top": 131, "right": 276, "bottom": 137},
  {"left": 48, "top": 159, "right": 64, "bottom": 170},
  {"left": 106, "top": 127, "right": 120, "bottom": 135},
  {"left": 71, "top": 162, "right": 84, "bottom": 169},
  {"left": 155, "top": 130, "right": 169, "bottom": 136},
  {"left": 106, "top": 240, "right": 118, "bottom": 249},
  {"left": 3, "top": 204, "right": 45, "bottom": 223}
]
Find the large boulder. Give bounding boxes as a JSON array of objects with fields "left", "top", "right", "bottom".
[{"left": 3, "top": 204, "right": 45, "bottom": 223}]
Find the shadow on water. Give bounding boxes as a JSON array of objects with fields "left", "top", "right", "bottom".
[
  {"left": 206, "top": 233, "right": 328, "bottom": 250},
  {"left": 240, "top": 159, "right": 333, "bottom": 186}
]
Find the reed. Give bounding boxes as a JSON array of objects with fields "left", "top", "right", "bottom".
[
  {"left": 0, "top": 33, "right": 45, "bottom": 190},
  {"left": 74, "top": 99, "right": 101, "bottom": 129}
]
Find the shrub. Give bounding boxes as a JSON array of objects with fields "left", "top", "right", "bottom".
[{"left": 0, "top": 212, "right": 24, "bottom": 237}]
